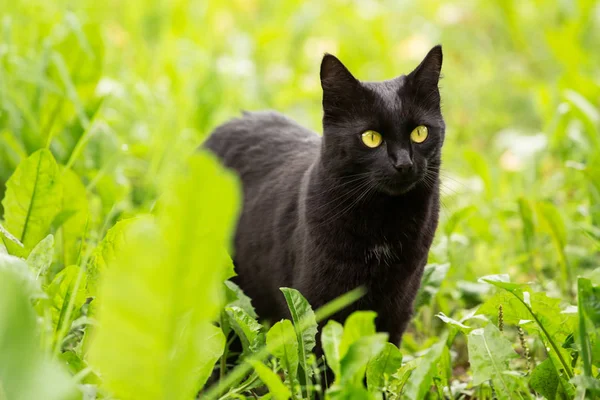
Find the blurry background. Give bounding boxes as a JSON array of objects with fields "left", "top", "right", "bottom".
[{"left": 2, "top": 0, "right": 600, "bottom": 353}]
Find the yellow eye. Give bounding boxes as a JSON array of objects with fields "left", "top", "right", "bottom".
[
  {"left": 361, "top": 130, "right": 383, "bottom": 148},
  {"left": 410, "top": 125, "right": 428, "bottom": 143}
]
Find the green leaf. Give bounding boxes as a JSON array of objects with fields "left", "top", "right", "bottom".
[
  {"left": 402, "top": 332, "right": 448, "bottom": 400},
  {"left": 1, "top": 149, "right": 63, "bottom": 257},
  {"left": 326, "top": 383, "right": 374, "bottom": 400},
  {"left": 570, "top": 376, "right": 600, "bottom": 397},
  {"left": 564, "top": 89, "right": 600, "bottom": 149},
  {"left": 0, "top": 221, "right": 24, "bottom": 249},
  {"left": 0, "top": 269, "right": 77, "bottom": 400},
  {"left": 88, "top": 154, "right": 240, "bottom": 400},
  {"left": 59, "top": 350, "right": 100, "bottom": 385},
  {"left": 197, "top": 324, "right": 226, "bottom": 391},
  {"left": 46, "top": 265, "right": 87, "bottom": 350},
  {"left": 414, "top": 263, "right": 450, "bottom": 310},
  {"left": 535, "top": 201, "right": 571, "bottom": 289},
  {"left": 59, "top": 167, "right": 89, "bottom": 267},
  {"left": 226, "top": 306, "right": 265, "bottom": 356},
  {"left": 464, "top": 149, "right": 492, "bottom": 198},
  {"left": 530, "top": 358, "right": 559, "bottom": 400},
  {"left": 577, "top": 278, "right": 600, "bottom": 372},
  {"left": 339, "top": 333, "right": 387, "bottom": 384},
  {"left": 26, "top": 234, "right": 54, "bottom": 281},
  {"left": 248, "top": 360, "right": 291, "bottom": 400},
  {"left": 444, "top": 205, "right": 476, "bottom": 237},
  {"left": 468, "top": 324, "right": 518, "bottom": 397},
  {"left": 339, "top": 311, "right": 377, "bottom": 359},
  {"left": 86, "top": 218, "right": 137, "bottom": 296},
  {"left": 390, "top": 360, "right": 417, "bottom": 397},
  {"left": 436, "top": 312, "right": 472, "bottom": 332},
  {"left": 322, "top": 320, "right": 344, "bottom": 378},
  {"left": 517, "top": 197, "right": 535, "bottom": 252},
  {"left": 0, "top": 253, "right": 42, "bottom": 299},
  {"left": 267, "top": 320, "right": 299, "bottom": 384},
  {"left": 225, "top": 280, "right": 258, "bottom": 319},
  {"left": 280, "top": 287, "right": 318, "bottom": 383},
  {"left": 366, "top": 342, "right": 403, "bottom": 393}
]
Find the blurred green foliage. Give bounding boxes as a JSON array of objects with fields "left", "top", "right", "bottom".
[{"left": 1, "top": 0, "right": 600, "bottom": 398}]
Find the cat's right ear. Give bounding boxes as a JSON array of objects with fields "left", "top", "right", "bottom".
[{"left": 320, "top": 54, "right": 358, "bottom": 94}]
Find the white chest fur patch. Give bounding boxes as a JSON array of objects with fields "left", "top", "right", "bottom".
[{"left": 365, "top": 243, "right": 398, "bottom": 265}]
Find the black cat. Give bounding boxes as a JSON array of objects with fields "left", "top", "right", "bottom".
[{"left": 204, "top": 45, "right": 445, "bottom": 346}]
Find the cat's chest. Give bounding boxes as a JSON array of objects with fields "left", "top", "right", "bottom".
[
  {"left": 364, "top": 242, "right": 400, "bottom": 265},
  {"left": 356, "top": 216, "right": 429, "bottom": 267}
]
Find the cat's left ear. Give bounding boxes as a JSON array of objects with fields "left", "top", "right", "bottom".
[
  {"left": 320, "top": 54, "right": 358, "bottom": 94},
  {"left": 407, "top": 45, "right": 443, "bottom": 89}
]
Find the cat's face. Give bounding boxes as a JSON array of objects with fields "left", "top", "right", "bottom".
[{"left": 320, "top": 46, "right": 445, "bottom": 196}]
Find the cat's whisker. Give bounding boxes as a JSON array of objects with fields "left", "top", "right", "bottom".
[
  {"left": 310, "top": 179, "right": 376, "bottom": 230},
  {"left": 308, "top": 172, "right": 372, "bottom": 198},
  {"left": 308, "top": 177, "right": 372, "bottom": 215}
]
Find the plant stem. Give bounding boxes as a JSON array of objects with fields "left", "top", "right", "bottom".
[{"left": 511, "top": 292, "right": 574, "bottom": 379}]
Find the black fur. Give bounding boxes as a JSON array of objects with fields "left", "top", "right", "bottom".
[{"left": 204, "top": 46, "right": 445, "bottom": 346}]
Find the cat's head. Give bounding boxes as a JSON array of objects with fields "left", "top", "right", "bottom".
[{"left": 319, "top": 46, "right": 445, "bottom": 196}]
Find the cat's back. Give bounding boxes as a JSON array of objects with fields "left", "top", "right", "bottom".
[{"left": 203, "top": 110, "right": 320, "bottom": 182}]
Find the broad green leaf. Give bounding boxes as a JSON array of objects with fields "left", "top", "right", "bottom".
[
  {"left": 414, "top": 263, "right": 450, "bottom": 310},
  {"left": 267, "top": 320, "right": 299, "bottom": 383},
  {"left": 322, "top": 320, "right": 344, "bottom": 378},
  {"left": 339, "top": 311, "right": 377, "bottom": 359},
  {"left": 530, "top": 358, "right": 559, "bottom": 400},
  {"left": 248, "top": 360, "right": 291, "bottom": 400},
  {"left": 86, "top": 218, "right": 137, "bottom": 296},
  {"left": 225, "top": 280, "right": 258, "bottom": 319},
  {"left": 366, "top": 342, "right": 403, "bottom": 393},
  {"left": 197, "top": 324, "right": 226, "bottom": 391},
  {"left": 402, "top": 332, "right": 448, "bottom": 400},
  {"left": 88, "top": 154, "right": 239, "bottom": 400},
  {"left": 226, "top": 306, "right": 264, "bottom": 356},
  {"left": 59, "top": 167, "right": 89, "bottom": 267},
  {"left": 2, "top": 149, "right": 62, "bottom": 257},
  {"left": 280, "top": 287, "right": 317, "bottom": 371},
  {"left": 468, "top": 324, "right": 518, "bottom": 398},
  {"left": 0, "top": 269, "right": 77, "bottom": 400},
  {"left": 339, "top": 333, "right": 387, "bottom": 384},
  {"left": 26, "top": 234, "right": 54, "bottom": 281}
]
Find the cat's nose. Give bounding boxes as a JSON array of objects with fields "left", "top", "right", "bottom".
[{"left": 390, "top": 150, "right": 413, "bottom": 173}]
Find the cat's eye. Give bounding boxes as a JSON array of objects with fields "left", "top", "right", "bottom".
[
  {"left": 361, "top": 130, "right": 383, "bottom": 148},
  {"left": 410, "top": 125, "right": 428, "bottom": 143}
]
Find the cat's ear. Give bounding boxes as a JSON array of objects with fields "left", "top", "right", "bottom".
[
  {"left": 320, "top": 54, "right": 358, "bottom": 93},
  {"left": 407, "top": 45, "right": 443, "bottom": 89}
]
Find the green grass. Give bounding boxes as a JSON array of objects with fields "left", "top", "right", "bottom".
[{"left": 1, "top": 0, "right": 600, "bottom": 399}]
